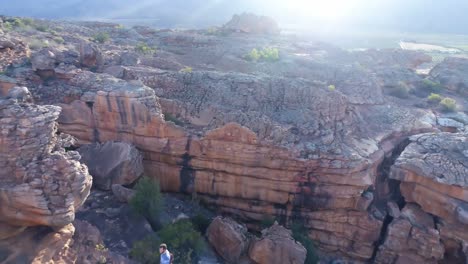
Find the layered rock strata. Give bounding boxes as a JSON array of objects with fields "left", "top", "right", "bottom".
[{"left": 378, "top": 132, "right": 468, "bottom": 263}]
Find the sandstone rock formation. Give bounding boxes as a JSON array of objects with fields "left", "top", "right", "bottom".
[
  {"left": 207, "top": 217, "right": 250, "bottom": 263},
  {"left": 2, "top": 15, "right": 467, "bottom": 263},
  {"left": 385, "top": 132, "right": 468, "bottom": 263},
  {"left": 78, "top": 141, "right": 144, "bottom": 190},
  {"left": 79, "top": 42, "right": 103, "bottom": 69},
  {"left": 0, "top": 91, "right": 92, "bottom": 231},
  {"left": 430, "top": 57, "right": 468, "bottom": 95},
  {"left": 249, "top": 223, "right": 307, "bottom": 264},
  {"left": 223, "top": 13, "right": 280, "bottom": 35}
]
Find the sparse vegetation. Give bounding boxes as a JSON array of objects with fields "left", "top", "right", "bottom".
[
  {"left": 260, "top": 216, "right": 276, "bottom": 229},
  {"left": 420, "top": 79, "right": 443, "bottom": 93},
  {"left": 180, "top": 66, "right": 193, "bottom": 73},
  {"left": 245, "top": 47, "right": 280, "bottom": 62},
  {"left": 328, "top": 85, "right": 336, "bottom": 91},
  {"left": 427, "top": 93, "right": 442, "bottom": 103},
  {"left": 291, "top": 221, "right": 319, "bottom": 264},
  {"left": 95, "top": 243, "right": 108, "bottom": 252},
  {"left": 52, "top": 36, "right": 65, "bottom": 44},
  {"left": 129, "top": 177, "right": 163, "bottom": 229},
  {"left": 35, "top": 24, "right": 49, "bottom": 32},
  {"left": 29, "top": 39, "right": 49, "bottom": 50},
  {"left": 439, "top": 98, "right": 457, "bottom": 112},
  {"left": 135, "top": 42, "right": 156, "bottom": 55},
  {"left": 164, "top": 113, "right": 184, "bottom": 126},
  {"left": 191, "top": 213, "right": 211, "bottom": 234},
  {"left": 129, "top": 234, "right": 160, "bottom": 264},
  {"left": 130, "top": 220, "right": 205, "bottom": 264},
  {"left": 92, "top": 32, "right": 110, "bottom": 44},
  {"left": 389, "top": 82, "right": 410, "bottom": 98}
]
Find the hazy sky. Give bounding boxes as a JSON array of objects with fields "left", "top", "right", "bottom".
[{"left": 0, "top": 0, "right": 467, "bottom": 34}]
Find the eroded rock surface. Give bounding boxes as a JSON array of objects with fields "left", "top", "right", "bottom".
[
  {"left": 430, "top": 57, "right": 468, "bottom": 95},
  {"left": 387, "top": 132, "right": 468, "bottom": 263}
]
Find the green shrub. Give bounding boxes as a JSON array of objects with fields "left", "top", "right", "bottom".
[
  {"left": 245, "top": 47, "right": 279, "bottom": 62},
  {"left": 180, "top": 66, "right": 193, "bottom": 73},
  {"left": 164, "top": 113, "right": 184, "bottom": 126},
  {"left": 259, "top": 47, "right": 280, "bottom": 62},
  {"left": 191, "top": 213, "right": 211, "bottom": 234},
  {"left": 260, "top": 216, "right": 276, "bottom": 229},
  {"left": 439, "top": 98, "right": 457, "bottom": 112},
  {"left": 130, "top": 234, "right": 160, "bottom": 264},
  {"left": 3, "top": 22, "right": 13, "bottom": 32},
  {"left": 245, "top": 48, "right": 261, "bottom": 61},
  {"left": 328, "top": 85, "right": 336, "bottom": 91},
  {"left": 427, "top": 93, "right": 442, "bottom": 103},
  {"left": 29, "top": 39, "right": 49, "bottom": 50},
  {"left": 21, "top": 18, "right": 34, "bottom": 26},
  {"left": 35, "top": 24, "right": 48, "bottom": 32},
  {"left": 291, "top": 222, "right": 319, "bottom": 264},
  {"left": 130, "top": 177, "right": 163, "bottom": 229},
  {"left": 130, "top": 220, "right": 205, "bottom": 264},
  {"left": 53, "top": 36, "right": 65, "bottom": 44},
  {"left": 12, "top": 18, "right": 25, "bottom": 28},
  {"left": 421, "top": 79, "right": 443, "bottom": 92},
  {"left": 389, "top": 82, "right": 410, "bottom": 98},
  {"left": 92, "top": 32, "right": 110, "bottom": 44},
  {"left": 135, "top": 42, "right": 156, "bottom": 55}
]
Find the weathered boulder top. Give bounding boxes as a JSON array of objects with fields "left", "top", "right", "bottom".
[
  {"left": 392, "top": 132, "right": 468, "bottom": 187},
  {"left": 223, "top": 13, "right": 280, "bottom": 34},
  {"left": 430, "top": 56, "right": 468, "bottom": 95}
]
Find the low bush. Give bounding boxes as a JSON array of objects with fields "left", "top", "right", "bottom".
[
  {"left": 129, "top": 177, "right": 164, "bottom": 229},
  {"left": 191, "top": 213, "right": 211, "bottom": 234},
  {"left": 92, "top": 32, "right": 110, "bottom": 44},
  {"left": 389, "top": 82, "right": 410, "bottom": 98},
  {"left": 135, "top": 42, "right": 156, "bottom": 55},
  {"left": 130, "top": 219, "right": 205, "bottom": 264},
  {"left": 260, "top": 215, "right": 276, "bottom": 229},
  {"left": 164, "top": 113, "right": 184, "bottom": 126},
  {"left": 180, "top": 66, "right": 193, "bottom": 73},
  {"left": 328, "top": 85, "right": 336, "bottom": 91},
  {"left": 427, "top": 93, "right": 442, "bottom": 103},
  {"left": 439, "top": 98, "right": 457, "bottom": 112},
  {"left": 130, "top": 234, "right": 160, "bottom": 264},
  {"left": 291, "top": 221, "right": 319, "bottom": 264},
  {"left": 245, "top": 47, "right": 279, "bottom": 62},
  {"left": 420, "top": 79, "right": 443, "bottom": 93},
  {"left": 53, "top": 36, "right": 65, "bottom": 44},
  {"left": 35, "top": 24, "right": 49, "bottom": 32}
]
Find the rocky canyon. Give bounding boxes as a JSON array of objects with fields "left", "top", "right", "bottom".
[{"left": 0, "top": 13, "right": 467, "bottom": 264}]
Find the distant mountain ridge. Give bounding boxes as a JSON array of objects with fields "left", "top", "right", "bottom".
[{"left": 0, "top": 0, "right": 467, "bottom": 34}]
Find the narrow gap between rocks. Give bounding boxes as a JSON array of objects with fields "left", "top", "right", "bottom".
[{"left": 370, "top": 138, "right": 411, "bottom": 262}]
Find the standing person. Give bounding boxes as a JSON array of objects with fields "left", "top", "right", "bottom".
[{"left": 159, "top": 243, "right": 173, "bottom": 264}]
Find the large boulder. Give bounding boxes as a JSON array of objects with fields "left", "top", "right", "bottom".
[
  {"left": 223, "top": 13, "right": 280, "bottom": 35},
  {"left": 248, "top": 223, "right": 307, "bottom": 264},
  {"left": 79, "top": 42, "right": 103, "bottom": 69},
  {"left": 31, "top": 48, "right": 57, "bottom": 71},
  {"left": 206, "top": 217, "right": 250, "bottom": 263},
  {"left": 78, "top": 141, "right": 144, "bottom": 190},
  {"left": 430, "top": 57, "right": 468, "bottom": 95}
]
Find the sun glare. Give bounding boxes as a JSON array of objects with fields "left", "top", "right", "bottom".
[{"left": 278, "top": 0, "right": 360, "bottom": 21}]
